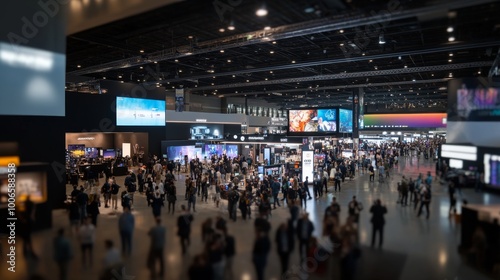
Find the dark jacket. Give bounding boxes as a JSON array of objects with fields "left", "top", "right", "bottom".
[
  {"left": 296, "top": 219, "right": 314, "bottom": 241},
  {"left": 370, "top": 204, "right": 387, "bottom": 227},
  {"left": 177, "top": 213, "right": 193, "bottom": 237},
  {"left": 275, "top": 221, "right": 295, "bottom": 253}
]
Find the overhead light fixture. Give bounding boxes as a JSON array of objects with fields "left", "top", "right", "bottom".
[
  {"left": 246, "top": 80, "right": 249, "bottom": 82},
  {"left": 120, "top": 81, "right": 124, "bottom": 83},
  {"left": 412, "top": 78, "right": 416, "bottom": 82},
  {"left": 77, "top": 65, "right": 81, "bottom": 68},
  {"left": 232, "top": 75, "right": 236, "bottom": 78},
  {"left": 154, "top": 61, "right": 157, "bottom": 64},
  {"left": 339, "top": 29, "right": 344, "bottom": 33},
  {"left": 188, "top": 35, "right": 193, "bottom": 39},
  {"left": 291, "top": 60, "right": 296, "bottom": 63},
  {"left": 118, "top": 75, "right": 122, "bottom": 79},
  {"left": 219, "top": 28, "right": 225, "bottom": 32},
  {"left": 478, "top": 70, "right": 482, "bottom": 74},
  {"left": 270, "top": 50, "right": 274, "bottom": 54},
  {"left": 449, "top": 73, "right": 453, "bottom": 77},
  {"left": 404, "top": 65, "right": 408, "bottom": 68},
  {"left": 362, "top": 52, "right": 365, "bottom": 56},
  {"left": 378, "top": 34, "right": 386, "bottom": 44},
  {"left": 174, "top": 59, "right": 179, "bottom": 62},
  {"left": 178, "top": 69, "right": 182, "bottom": 72},
  {"left": 448, "top": 59, "right": 452, "bottom": 62},
  {"left": 272, "top": 41, "right": 277, "bottom": 44},
  {"left": 102, "top": 77, "right": 106, "bottom": 79},
  {"left": 269, "top": 71, "right": 273, "bottom": 73},
  {"left": 227, "top": 59, "right": 231, "bottom": 63},
  {"left": 369, "top": 59, "right": 373, "bottom": 63},
  {"left": 139, "top": 50, "right": 144, "bottom": 53},
  {"left": 448, "top": 36, "right": 455, "bottom": 42},
  {"left": 227, "top": 21, "right": 235, "bottom": 30},
  {"left": 140, "top": 66, "right": 143, "bottom": 69},
  {"left": 265, "top": 78, "right": 268, "bottom": 80},
  {"left": 447, "top": 26, "right": 454, "bottom": 33},
  {"left": 304, "top": 6, "right": 315, "bottom": 13},
  {"left": 398, "top": 56, "right": 402, "bottom": 60},
  {"left": 449, "top": 53, "right": 453, "bottom": 57},
  {"left": 211, "top": 83, "right": 215, "bottom": 85},
  {"left": 339, "top": 43, "right": 344, "bottom": 46},
  {"left": 264, "top": 26, "right": 271, "bottom": 30},
  {"left": 256, "top": 5, "right": 268, "bottom": 17},
  {"left": 220, "top": 50, "right": 225, "bottom": 53}
]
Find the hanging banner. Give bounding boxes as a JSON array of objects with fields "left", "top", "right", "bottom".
[{"left": 175, "top": 88, "right": 184, "bottom": 112}]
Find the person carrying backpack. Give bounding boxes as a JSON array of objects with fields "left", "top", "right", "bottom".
[{"left": 110, "top": 181, "right": 120, "bottom": 210}]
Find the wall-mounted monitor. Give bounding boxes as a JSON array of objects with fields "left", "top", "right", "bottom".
[
  {"left": 167, "top": 146, "right": 201, "bottom": 162},
  {"left": 190, "top": 124, "right": 223, "bottom": 140},
  {"left": 68, "top": 144, "right": 85, "bottom": 157},
  {"left": 84, "top": 147, "right": 99, "bottom": 158},
  {"left": 205, "top": 144, "right": 224, "bottom": 157},
  {"left": 484, "top": 154, "right": 500, "bottom": 188},
  {"left": 103, "top": 149, "right": 116, "bottom": 159},
  {"left": 225, "top": 145, "right": 239, "bottom": 158},
  {"left": 116, "top": 97, "right": 165, "bottom": 126},
  {"left": 288, "top": 108, "right": 337, "bottom": 135},
  {"left": 363, "top": 113, "right": 447, "bottom": 129},
  {"left": 339, "top": 109, "right": 353, "bottom": 133}
]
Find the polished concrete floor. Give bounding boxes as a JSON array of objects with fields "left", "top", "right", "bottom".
[{"left": 1, "top": 156, "right": 498, "bottom": 280}]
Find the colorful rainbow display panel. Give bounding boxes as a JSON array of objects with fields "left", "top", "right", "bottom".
[{"left": 363, "top": 113, "right": 447, "bottom": 128}]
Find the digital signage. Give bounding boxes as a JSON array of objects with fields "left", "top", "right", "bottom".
[
  {"left": 167, "top": 146, "right": 201, "bottom": 162},
  {"left": 339, "top": 109, "right": 353, "bottom": 133},
  {"left": 225, "top": 145, "right": 239, "bottom": 158},
  {"left": 363, "top": 113, "right": 447, "bottom": 128},
  {"left": 116, "top": 97, "right": 165, "bottom": 126},
  {"left": 288, "top": 108, "right": 337, "bottom": 134}
]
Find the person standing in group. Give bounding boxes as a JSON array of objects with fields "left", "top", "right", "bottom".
[
  {"left": 417, "top": 186, "right": 432, "bottom": 219},
  {"left": 348, "top": 196, "right": 363, "bottom": 224},
  {"left": 252, "top": 229, "right": 271, "bottom": 280},
  {"left": 400, "top": 176, "right": 409, "bottom": 206},
  {"left": 167, "top": 182, "right": 177, "bottom": 215},
  {"left": 275, "top": 220, "right": 295, "bottom": 275},
  {"left": 101, "top": 179, "right": 112, "bottom": 208},
  {"left": 147, "top": 218, "right": 167, "bottom": 279},
  {"left": 76, "top": 186, "right": 89, "bottom": 222},
  {"left": 370, "top": 199, "right": 387, "bottom": 248},
  {"left": 177, "top": 205, "right": 194, "bottom": 255},
  {"left": 187, "top": 181, "right": 197, "bottom": 212},
  {"left": 110, "top": 180, "right": 120, "bottom": 210},
  {"left": 334, "top": 169, "right": 342, "bottom": 192},
  {"left": 271, "top": 177, "right": 281, "bottom": 209},
  {"left": 118, "top": 206, "right": 135, "bottom": 257},
  {"left": 53, "top": 228, "right": 73, "bottom": 280},
  {"left": 239, "top": 192, "right": 249, "bottom": 220},
  {"left": 303, "top": 176, "right": 312, "bottom": 199},
  {"left": 151, "top": 191, "right": 163, "bottom": 218},
  {"left": 296, "top": 213, "right": 314, "bottom": 263},
  {"left": 78, "top": 216, "right": 95, "bottom": 268},
  {"left": 322, "top": 168, "right": 329, "bottom": 195},
  {"left": 324, "top": 197, "right": 341, "bottom": 221},
  {"left": 368, "top": 164, "right": 375, "bottom": 182},
  {"left": 228, "top": 186, "right": 239, "bottom": 222},
  {"left": 125, "top": 172, "right": 137, "bottom": 208},
  {"left": 223, "top": 227, "right": 236, "bottom": 280},
  {"left": 298, "top": 183, "right": 308, "bottom": 209},
  {"left": 87, "top": 195, "right": 100, "bottom": 227}
]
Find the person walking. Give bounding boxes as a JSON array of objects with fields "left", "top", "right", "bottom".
[
  {"left": 118, "top": 206, "right": 135, "bottom": 257},
  {"left": 100, "top": 240, "right": 122, "bottom": 280},
  {"left": 151, "top": 191, "right": 163, "bottom": 218},
  {"left": 147, "top": 218, "right": 167, "bottom": 279},
  {"left": 298, "top": 183, "right": 308, "bottom": 209},
  {"left": 78, "top": 216, "right": 95, "bottom": 268},
  {"left": 271, "top": 178, "right": 281, "bottom": 209},
  {"left": 322, "top": 169, "right": 329, "bottom": 194},
  {"left": 252, "top": 230, "right": 271, "bottom": 280},
  {"left": 53, "top": 228, "right": 73, "bottom": 280},
  {"left": 348, "top": 196, "right": 363, "bottom": 223},
  {"left": 400, "top": 176, "right": 409, "bottom": 206},
  {"left": 87, "top": 194, "right": 100, "bottom": 227},
  {"left": 334, "top": 169, "right": 342, "bottom": 192},
  {"left": 110, "top": 180, "right": 120, "bottom": 210},
  {"left": 417, "top": 186, "right": 431, "bottom": 219},
  {"left": 177, "top": 205, "right": 194, "bottom": 255},
  {"left": 167, "top": 182, "right": 177, "bottom": 215},
  {"left": 296, "top": 213, "right": 314, "bottom": 263},
  {"left": 275, "top": 220, "right": 295, "bottom": 275},
  {"left": 223, "top": 227, "right": 236, "bottom": 280},
  {"left": 187, "top": 181, "right": 197, "bottom": 212},
  {"left": 368, "top": 164, "right": 375, "bottom": 182},
  {"left": 370, "top": 199, "right": 387, "bottom": 248}
]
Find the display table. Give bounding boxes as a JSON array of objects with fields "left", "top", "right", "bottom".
[{"left": 113, "top": 166, "right": 129, "bottom": 176}]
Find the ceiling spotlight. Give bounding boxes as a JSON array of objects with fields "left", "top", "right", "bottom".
[
  {"left": 227, "top": 59, "right": 232, "bottom": 63},
  {"left": 212, "top": 76, "right": 216, "bottom": 79},
  {"left": 291, "top": 60, "right": 296, "bottom": 63},
  {"left": 448, "top": 59, "right": 452, "bottom": 62},
  {"left": 219, "top": 28, "right": 225, "bottom": 32},
  {"left": 211, "top": 83, "right": 215, "bottom": 85},
  {"left": 270, "top": 71, "right": 273, "bottom": 73},
  {"left": 154, "top": 61, "right": 157, "bottom": 64},
  {"left": 449, "top": 73, "right": 453, "bottom": 77},
  {"left": 118, "top": 75, "right": 122, "bottom": 79},
  {"left": 220, "top": 50, "right": 225, "bottom": 53},
  {"left": 448, "top": 36, "right": 455, "bottom": 42},
  {"left": 178, "top": 69, "right": 182, "bottom": 72},
  {"left": 339, "top": 29, "right": 344, "bottom": 33},
  {"left": 304, "top": 6, "right": 315, "bottom": 13},
  {"left": 188, "top": 35, "right": 193, "bottom": 39},
  {"left": 339, "top": 43, "right": 344, "bottom": 46},
  {"left": 102, "top": 77, "right": 106, "bottom": 79},
  {"left": 264, "top": 26, "right": 271, "bottom": 30},
  {"left": 137, "top": 79, "right": 140, "bottom": 82},
  {"left": 447, "top": 26, "right": 454, "bottom": 33},
  {"left": 374, "top": 66, "right": 378, "bottom": 70},
  {"left": 246, "top": 80, "right": 250, "bottom": 82},
  {"left": 256, "top": 6, "right": 268, "bottom": 17},
  {"left": 369, "top": 59, "right": 373, "bottom": 63},
  {"left": 120, "top": 81, "right": 124, "bottom": 83},
  {"left": 227, "top": 21, "right": 235, "bottom": 30},
  {"left": 139, "top": 50, "right": 144, "bottom": 53},
  {"left": 232, "top": 75, "right": 236, "bottom": 78},
  {"left": 478, "top": 70, "right": 482, "bottom": 74},
  {"left": 270, "top": 50, "right": 274, "bottom": 54},
  {"left": 398, "top": 56, "right": 402, "bottom": 60},
  {"left": 174, "top": 59, "right": 179, "bottom": 62},
  {"left": 140, "top": 66, "right": 143, "bottom": 69},
  {"left": 362, "top": 52, "right": 365, "bottom": 56},
  {"left": 431, "top": 73, "right": 434, "bottom": 76},
  {"left": 404, "top": 65, "right": 408, "bottom": 68},
  {"left": 265, "top": 78, "right": 268, "bottom": 80},
  {"left": 272, "top": 41, "right": 277, "bottom": 44},
  {"left": 412, "top": 78, "right": 416, "bottom": 82},
  {"left": 449, "top": 53, "right": 453, "bottom": 57}
]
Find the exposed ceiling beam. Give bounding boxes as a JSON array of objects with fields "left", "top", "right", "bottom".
[
  {"left": 191, "top": 62, "right": 490, "bottom": 91},
  {"left": 67, "top": 0, "right": 497, "bottom": 76}
]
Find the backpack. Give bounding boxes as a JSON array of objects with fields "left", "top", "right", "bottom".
[
  {"left": 425, "top": 190, "right": 431, "bottom": 200},
  {"left": 128, "top": 183, "right": 136, "bottom": 193},
  {"left": 111, "top": 184, "right": 119, "bottom": 195}
]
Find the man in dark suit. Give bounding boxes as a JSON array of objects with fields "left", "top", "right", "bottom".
[
  {"left": 296, "top": 213, "right": 314, "bottom": 262},
  {"left": 370, "top": 199, "right": 387, "bottom": 248}
]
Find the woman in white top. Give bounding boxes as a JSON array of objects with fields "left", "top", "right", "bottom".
[{"left": 79, "top": 216, "right": 96, "bottom": 268}]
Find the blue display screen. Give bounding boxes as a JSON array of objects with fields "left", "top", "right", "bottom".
[
  {"left": 339, "top": 109, "right": 353, "bottom": 133},
  {"left": 116, "top": 97, "right": 165, "bottom": 126}
]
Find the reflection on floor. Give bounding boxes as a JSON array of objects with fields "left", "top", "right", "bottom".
[{"left": 0, "top": 156, "right": 497, "bottom": 280}]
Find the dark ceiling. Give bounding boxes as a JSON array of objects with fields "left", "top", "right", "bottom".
[{"left": 66, "top": 0, "right": 500, "bottom": 110}]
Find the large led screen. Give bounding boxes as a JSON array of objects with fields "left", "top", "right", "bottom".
[
  {"left": 204, "top": 145, "right": 224, "bottom": 157},
  {"left": 225, "top": 145, "right": 239, "bottom": 158},
  {"left": 339, "top": 109, "right": 353, "bottom": 133},
  {"left": 190, "top": 124, "right": 223, "bottom": 140},
  {"left": 288, "top": 109, "right": 337, "bottom": 133},
  {"left": 0, "top": 43, "right": 66, "bottom": 116},
  {"left": 116, "top": 97, "right": 165, "bottom": 126},
  {"left": 167, "top": 146, "right": 201, "bottom": 162},
  {"left": 363, "top": 113, "right": 447, "bottom": 128}
]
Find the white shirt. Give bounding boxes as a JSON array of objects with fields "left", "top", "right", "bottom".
[
  {"left": 103, "top": 248, "right": 121, "bottom": 268},
  {"left": 158, "top": 182, "right": 165, "bottom": 193}
]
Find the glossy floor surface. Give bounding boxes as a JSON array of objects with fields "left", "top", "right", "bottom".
[{"left": 1, "top": 156, "right": 498, "bottom": 280}]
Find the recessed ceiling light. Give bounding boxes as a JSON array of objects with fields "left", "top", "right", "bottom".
[
  {"left": 291, "top": 60, "right": 296, "bottom": 63},
  {"left": 195, "top": 85, "right": 198, "bottom": 87},
  {"left": 154, "top": 61, "right": 157, "bottom": 64},
  {"left": 256, "top": 7, "right": 268, "bottom": 17},
  {"left": 412, "top": 78, "right": 416, "bottom": 82},
  {"left": 270, "top": 71, "right": 273, "bottom": 73},
  {"left": 213, "top": 76, "right": 215, "bottom": 78},
  {"left": 219, "top": 28, "right": 225, "bottom": 32},
  {"left": 398, "top": 56, "right": 402, "bottom": 60},
  {"left": 362, "top": 52, "right": 365, "bottom": 56},
  {"left": 120, "top": 81, "right": 124, "bottom": 83},
  {"left": 449, "top": 53, "right": 453, "bottom": 57},
  {"left": 118, "top": 75, "right": 122, "bottom": 78},
  {"left": 339, "top": 43, "right": 344, "bottom": 46},
  {"left": 220, "top": 50, "right": 225, "bottom": 53},
  {"left": 404, "top": 65, "right": 408, "bottom": 68},
  {"left": 270, "top": 51, "right": 274, "bottom": 54},
  {"left": 431, "top": 73, "right": 434, "bottom": 76},
  {"left": 478, "top": 70, "right": 482, "bottom": 74},
  {"left": 172, "top": 86, "right": 175, "bottom": 88},
  {"left": 102, "top": 77, "right": 106, "bottom": 79},
  {"left": 188, "top": 36, "right": 193, "bottom": 39},
  {"left": 246, "top": 80, "right": 249, "bottom": 82},
  {"left": 339, "top": 29, "right": 344, "bottom": 33},
  {"left": 140, "top": 50, "right": 144, "bottom": 53},
  {"left": 227, "top": 25, "right": 235, "bottom": 31},
  {"left": 77, "top": 65, "right": 81, "bottom": 68},
  {"left": 140, "top": 66, "right": 143, "bottom": 69},
  {"left": 369, "top": 59, "right": 373, "bottom": 63},
  {"left": 265, "top": 78, "right": 268, "bottom": 80},
  {"left": 448, "top": 59, "right": 452, "bottom": 62},
  {"left": 232, "top": 75, "right": 236, "bottom": 78},
  {"left": 448, "top": 36, "right": 455, "bottom": 42},
  {"left": 447, "top": 26, "right": 454, "bottom": 33},
  {"left": 264, "top": 26, "right": 271, "bottom": 30},
  {"left": 211, "top": 83, "right": 214, "bottom": 85},
  {"left": 227, "top": 59, "right": 231, "bottom": 63},
  {"left": 137, "top": 79, "right": 140, "bottom": 82},
  {"left": 272, "top": 41, "right": 277, "bottom": 44},
  {"left": 174, "top": 59, "right": 179, "bottom": 62}
]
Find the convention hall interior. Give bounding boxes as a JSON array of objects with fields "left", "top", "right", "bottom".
[{"left": 1, "top": 0, "right": 500, "bottom": 280}]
